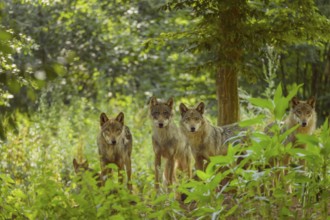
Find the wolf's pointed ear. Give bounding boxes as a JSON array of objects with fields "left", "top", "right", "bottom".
[
  {"left": 291, "top": 96, "right": 300, "bottom": 107},
  {"left": 179, "top": 103, "right": 188, "bottom": 117},
  {"left": 116, "top": 112, "right": 124, "bottom": 124},
  {"left": 100, "top": 113, "right": 109, "bottom": 127},
  {"left": 149, "top": 96, "right": 158, "bottom": 107},
  {"left": 82, "top": 159, "right": 89, "bottom": 169},
  {"left": 307, "top": 96, "right": 316, "bottom": 108},
  {"left": 167, "top": 97, "right": 174, "bottom": 109},
  {"left": 73, "top": 158, "right": 78, "bottom": 170},
  {"left": 196, "top": 102, "right": 205, "bottom": 115}
]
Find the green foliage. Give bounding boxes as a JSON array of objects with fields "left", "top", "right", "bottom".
[
  {"left": 249, "top": 83, "right": 302, "bottom": 120},
  {"left": 162, "top": 0, "right": 330, "bottom": 69},
  {"left": 0, "top": 0, "right": 330, "bottom": 218},
  {"left": 1, "top": 87, "right": 329, "bottom": 219}
]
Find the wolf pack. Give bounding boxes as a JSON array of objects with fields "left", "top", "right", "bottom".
[{"left": 73, "top": 95, "right": 317, "bottom": 194}]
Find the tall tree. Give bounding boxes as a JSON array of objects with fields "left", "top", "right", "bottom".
[{"left": 164, "top": 0, "right": 330, "bottom": 126}]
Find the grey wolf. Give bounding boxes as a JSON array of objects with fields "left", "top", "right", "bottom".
[
  {"left": 266, "top": 96, "right": 317, "bottom": 192},
  {"left": 97, "top": 112, "right": 133, "bottom": 191},
  {"left": 179, "top": 102, "right": 240, "bottom": 171},
  {"left": 73, "top": 158, "right": 90, "bottom": 174},
  {"left": 73, "top": 158, "right": 102, "bottom": 187},
  {"left": 149, "top": 96, "right": 192, "bottom": 189},
  {"left": 284, "top": 96, "right": 317, "bottom": 146}
]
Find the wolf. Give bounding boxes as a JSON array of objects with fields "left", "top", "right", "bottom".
[
  {"left": 264, "top": 96, "right": 317, "bottom": 174},
  {"left": 149, "top": 96, "right": 192, "bottom": 189},
  {"left": 284, "top": 96, "right": 317, "bottom": 146},
  {"left": 73, "top": 158, "right": 90, "bottom": 174},
  {"left": 179, "top": 102, "right": 240, "bottom": 172},
  {"left": 97, "top": 112, "right": 133, "bottom": 191},
  {"left": 73, "top": 158, "right": 102, "bottom": 187}
]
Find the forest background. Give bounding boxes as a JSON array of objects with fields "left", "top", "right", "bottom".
[{"left": 0, "top": 0, "right": 330, "bottom": 219}]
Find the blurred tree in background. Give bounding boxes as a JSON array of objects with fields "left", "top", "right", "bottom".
[
  {"left": 162, "top": 0, "right": 330, "bottom": 125},
  {"left": 0, "top": 0, "right": 330, "bottom": 138}
]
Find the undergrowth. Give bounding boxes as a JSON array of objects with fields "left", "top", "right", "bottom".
[{"left": 0, "top": 85, "right": 329, "bottom": 219}]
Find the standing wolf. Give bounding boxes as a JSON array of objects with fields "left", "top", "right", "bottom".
[
  {"left": 97, "top": 112, "right": 133, "bottom": 191},
  {"left": 284, "top": 96, "right": 317, "bottom": 146},
  {"left": 179, "top": 102, "right": 240, "bottom": 171},
  {"left": 149, "top": 96, "right": 192, "bottom": 189}
]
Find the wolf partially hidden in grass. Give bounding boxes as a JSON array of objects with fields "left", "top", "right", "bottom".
[
  {"left": 73, "top": 158, "right": 102, "bottom": 187},
  {"left": 179, "top": 102, "right": 241, "bottom": 172},
  {"left": 282, "top": 96, "right": 317, "bottom": 168},
  {"left": 97, "top": 112, "right": 133, "bottom": 191},
  {"left": 284, "top": 96, "right": 317, "bottom": 146},
  {"left": 149, "top": 96, "right": 193, "bottom": 189}
]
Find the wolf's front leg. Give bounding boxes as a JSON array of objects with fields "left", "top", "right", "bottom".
[
  {"left": 154, "top": 153, "right": 161, "bottom": 190},
  {"left": 165, "top": 158, "right": 175, "bottom": 187},
  {"left": 126, "top": 157, "right": 132, "bottom": 192},
  {"left": 187, "top": 157, "right": 192, "bottom": 179},
  {"left": 100, "top": 160, "right": 112, "bottom": 185},
  {"left": 118, "top": 163, "right": 124, "bottom": 185},
  {"left": 195, "top": 155, "right": 205, "bottom": 171}
]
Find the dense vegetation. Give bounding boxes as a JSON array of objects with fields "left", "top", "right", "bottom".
[{"left": 1, "top": 0, "right": 329, "bottom": 219}]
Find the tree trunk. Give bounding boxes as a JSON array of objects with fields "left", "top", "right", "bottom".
[{"left": 216, "top": 66, "right": 239, "bottom": 126}]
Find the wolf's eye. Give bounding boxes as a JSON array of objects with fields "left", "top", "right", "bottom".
[
  {"left": 296, "top": 110, "right": 301, "bottom": 115},
  {"left": 163, "top": 111, "right": 170, "bottom": 117},
  {"left": 152, "top": 112, "right": 159, "bottom": 117},
  {"left": 116, "top": 128, "right": 122, "bottom": 133},
  {"left": 185, "top": 117, "right": 191, "bottom": 121}
]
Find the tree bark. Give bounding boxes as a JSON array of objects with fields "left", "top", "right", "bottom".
[{"left": 216, "top": 66, "right": 239, "bottom": 126}]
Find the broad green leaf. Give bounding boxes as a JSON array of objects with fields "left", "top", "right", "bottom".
[
  {"left": 209, "top": 155, "right": 231, "bottom": 165},
  {"left": 288, "top": 148, "right": 312, "bottom": 157},
  {"left": 274, "top": 97, "right": 289, "bottom": 120},
  {"left": 0, "top": 174, "right": 14, "bottom": 184},
  {"left": 286, "top": 84, "right": 303, "bottom": 101},
  {"left": 196, "top": 170, "right": 210, "bottom": 181},
  {"left": 11, "top": 189, "right": 27, "bottom": 199},
  {"left": 249, "top": 98, "right": 274, "bottom": 111},
  {"left": 273, "top": 83, "right": 283, "bottom": 105},
  {"left": 280, "top": 124, "right": 299, "bottom": 142},
  {"left": 0, "top": 30, "right": 12, "bottom": 40},
  {"left": 296, "top": 134, "right": 319, "bottom": 146},
  {"left": 239, "top": 115, "right": 265, "bottom": 127}
]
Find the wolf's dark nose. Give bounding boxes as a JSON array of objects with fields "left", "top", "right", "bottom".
[
  {"left": 302, "top": 122, "right": 307, "bottom": 127},
  {"left": 159, "top": 123, "right": 164, "bottom": 128},
  {"left": 111, "top": 140, "right": 117, "bottom": 145},
  {"left": 190, "top": 127, "right": 196, "bottom": 132}
]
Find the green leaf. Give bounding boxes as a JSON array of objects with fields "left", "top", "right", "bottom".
[
  {"left": 274, "top": 97, "right": 289, "bottom": 120},
  {"left": 296, "top": 134, "right": 319, "bottom": 146},
  {"left": 280, "top": 124, "right": 299, "bottom": 142},
  {"left": 225, "top": 204, "right": 238, "bottom": 217},
  {"left": 273, "top": 83, "right": 282, "bottom": 105},
  {"left": 286, "top": 84, "right": 303, "bottom": 101},
  {"left": 0, "top": 174, "right": 15, "bottom": 184},
  {"left": 249, "top": 98, "right": 274, "bottom": 111},
  {"left": 11, "top": 189, "right": 27, "bottom": 199},
  {"left": 239, "top": 115, "right": 265, "bottom": 127},
  {"left": 0, "top": 30, "right": 12, "bottom": 41},
  {"left": 209, "top": 155, "right": 231, "bottom": 165},
  {"left": 196, "top": 170, "right": 210, "bottom": 181}
]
